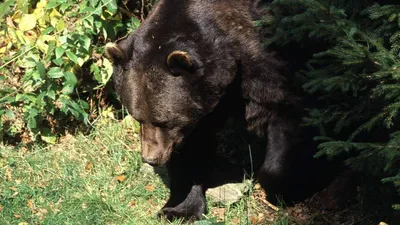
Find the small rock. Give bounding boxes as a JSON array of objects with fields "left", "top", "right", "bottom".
[
  {"left": 206, "top": 181, "right": 251, "bottom": 205},
  {"left": 139, "top": 163, "right": 155, "bottom": 175},
  {"left": 139, "top": 163, "right": 250, "bottom": 205}
]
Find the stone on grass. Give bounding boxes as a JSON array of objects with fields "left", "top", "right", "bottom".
[
  {"left": 206, "top": 181, "right": 251, "bottom": 205},
  {"left": 140, "top": 163, "right": 250, "bottom": 205}
]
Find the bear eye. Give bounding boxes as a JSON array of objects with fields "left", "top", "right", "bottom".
[
  {"left": 166, "top": 50, "right": 194, "bottom": 76},
  {"left": 151, "top": 121, "right": 169, "bottom": 129}
]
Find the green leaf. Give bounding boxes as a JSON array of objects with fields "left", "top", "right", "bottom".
[
  {"left": 132, "top": 18, "right": 140, "bottom": 29},
  {"left": 40, "top": 128, "right": 57, "bottom": 144},
  {"left": 80, "top": 35, "right": 91, "bottom": 52},
  {"left": 64, "top": 72, "right": 77, "bottom": 86},
  {"left": 100, "top": 58, "right": 113, "bottom": 85},
  {"left": 27, "top": 117, "right": 37, "bottom": 129},
  {"left": 29, "top": 108, "right": 39, "bottom": 117},
  {"left": 0, "top": 0, "right": 14, "bottom": 18},
  {"left": 32, "top": 71, "right": 41, "bottom": 81},
  {"left": 47, "top": 67, "right": 64, "bottom": 78},
  {"left": 20, "top": 55, "right": 39, "bottom": 69},
  {"left": 52, "top": 58, "right": 63, "bottom": 66},
  {"left": 4, "top": 110, "right": 15, "bottom": 119},
  {"left": 60, "top": 2, "right": 71, "bottom": 13},
  {"left": 42, "top": 27, "right": 55, "bottom": 35},
  {"left": 19, "top": 14, "right": 37, "bottom": 31},
  {"left": 46, "top": 0, "right": 63, "bottom": 9},
  {"left": 78, "top": 100, "right": 89, "bottom": 110},
  {"left": 66, "top": 50, "right": 79, "bottom": 65},
  {"left": 16, "top": 0, "right": 29, "bottom": 13},
  {"left": 61, "top": 85, "right": 74, "bottom": 94},
  {"left": 89, "top": 0, "right": 98, "bottom": 7},
  {"left": 62, "top": 72, "right": 77, "bottom": 94},
  {"left": 36, "top": 61, "right": 46, "bottom": 79},
  {"left": 47, "top": 90, "right": 56, "bottom": 100},
  {"left": 55, "top": 47, "right": 65, "bottom": 59},
  {"left": 46, "top": 41, "right": 56, "bottom": 59},
  {"left": 105, "top": 0, "right": 118, "bottom": 15}
]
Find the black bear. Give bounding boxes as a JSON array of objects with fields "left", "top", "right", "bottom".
[{"left": 105, "top": 0, "right": 303, "bottom": 220}]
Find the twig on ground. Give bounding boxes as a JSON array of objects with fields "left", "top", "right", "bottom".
[{"left": 260, "top": 198, "right": 280, "bottom": 211}]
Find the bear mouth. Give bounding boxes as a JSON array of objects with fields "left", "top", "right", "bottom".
[{"left": 141, "top": 142, "right": 174, "bottom": 167}]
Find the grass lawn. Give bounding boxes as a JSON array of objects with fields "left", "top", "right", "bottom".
[{"left": 0, "top": 114, "right": 286, "bottom": 225}]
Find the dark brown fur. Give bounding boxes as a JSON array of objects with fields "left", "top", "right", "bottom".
[{"left": 106, "top": 0, "right": 300, "bottom": 220}]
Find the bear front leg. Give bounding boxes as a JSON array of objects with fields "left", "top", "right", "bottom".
[
  {"left": 159, "top": 184, "right": 206, "bottom": 221},
  {"left": 258, "top": 110, "right": 296, "bottom": 204},
  {"left": 158, "top": 150, "right": 210, "bottom": 221}
]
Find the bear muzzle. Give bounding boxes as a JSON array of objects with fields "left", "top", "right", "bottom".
[{"left": 140, "top": 123, "right": 175, "bottom": 166}]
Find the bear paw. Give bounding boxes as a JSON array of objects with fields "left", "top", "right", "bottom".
[{"left": 158, "top": 206, "right": 205, "bottom": 221}]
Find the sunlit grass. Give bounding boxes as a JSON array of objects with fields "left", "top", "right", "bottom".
[{"left": 0, "top": 114, "right": 288, "bottom": 225}]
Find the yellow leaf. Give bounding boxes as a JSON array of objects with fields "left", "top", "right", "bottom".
[
  {"left": 24, "top": 30, "right": 38, "bottom": 45},
  {"left": 36, "top": 0, "right": 47, "bottom": 9},
  {"left": 116, "top": 175, "right": 126, "bottom": 182},
  {"left": 33, "top": 0, "right": 49, "bottom": 28},
  {"left": 49, "top": 9, "right": 62, "bottom": 28},
  {"left": 19, "top": 14, "right": 37, "bottom": 31},
  {"left": 18, "top": 222, "right": 28, "bottom": 225},
  {"left": 55, "top": 20, "right": 66, "bottom": 32},
  {"left": 36, "top": 35, "right": 56, "bottom": 53}
]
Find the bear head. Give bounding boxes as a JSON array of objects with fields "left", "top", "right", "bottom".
[{"left": 104, "top": 1, "right": 243, "bottom": 166}]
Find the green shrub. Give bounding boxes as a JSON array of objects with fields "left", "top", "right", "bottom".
[
  {"left": 266, "top": 0, "right": 400, "bottom": 215},
  {"left": 0, "top": 0, "right": 140, "bottom": 143}
]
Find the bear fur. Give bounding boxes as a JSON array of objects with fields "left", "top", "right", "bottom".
[{"left": 105, "top": 0, "right": 308, "bottom": 220}]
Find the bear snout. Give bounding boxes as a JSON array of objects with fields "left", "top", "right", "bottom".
[{"left": 141, "top": 123, "right": 174, "bottom": 166}]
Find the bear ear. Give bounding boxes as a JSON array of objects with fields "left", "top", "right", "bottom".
[
  {"left": 167, "top": 50, "right": 193, "bottom": 75},
  {"left": 105, "top": 42, "right": 127, "bottom": 62}
]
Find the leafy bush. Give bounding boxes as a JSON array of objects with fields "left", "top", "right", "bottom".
[
  {"left": 266, "top": 0, "right": 400, "bottom": 214},
  {"left": 0, "top": 0, "right": 141, "bottom": 143}
]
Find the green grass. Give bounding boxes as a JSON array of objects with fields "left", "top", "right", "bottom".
[{"left": 0, "top": 114, "right": 289, "bottom": 225}]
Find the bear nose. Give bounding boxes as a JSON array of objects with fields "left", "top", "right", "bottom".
[{"left": 142, "top": 156, "right": 159, "bottom": 166}]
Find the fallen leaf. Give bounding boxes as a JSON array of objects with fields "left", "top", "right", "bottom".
[
  {"left": 0, "top": 205, "right": 3, "bottom": 211},
  {"left": 27, "top": 199, "right": 34, "bottom": 212},
  {"left": 86, "top": 162, "right": 94, "bottom": 170},
  {"left": 82, "top": 202, "right": 87, "bottom": 209},
  {"left": 250, "top": 216, "right": 257, "bottom": 224},
  {"left": 34, "top": 208, "right": 48, "bottom": 221},
  {"left": 5, "top": 168, "right": 12, "bottom": 181},
  {"left": 116, "top": 175, "right": 126, "bottom": 182},
  {"left": 18, "top": 222, "right": 28, "bottom": 225},
  {"left": 14, "top": 214, "right": 22, "bottom": 219},
  {"left": 129, "top": 201, "right": 135, "bottom": 208},
  {"left": 145, "top": 184, "right": 155, "bottom": 192},
  {"left": 9, "top": 187, "right": 17, "bottom": 191}
]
